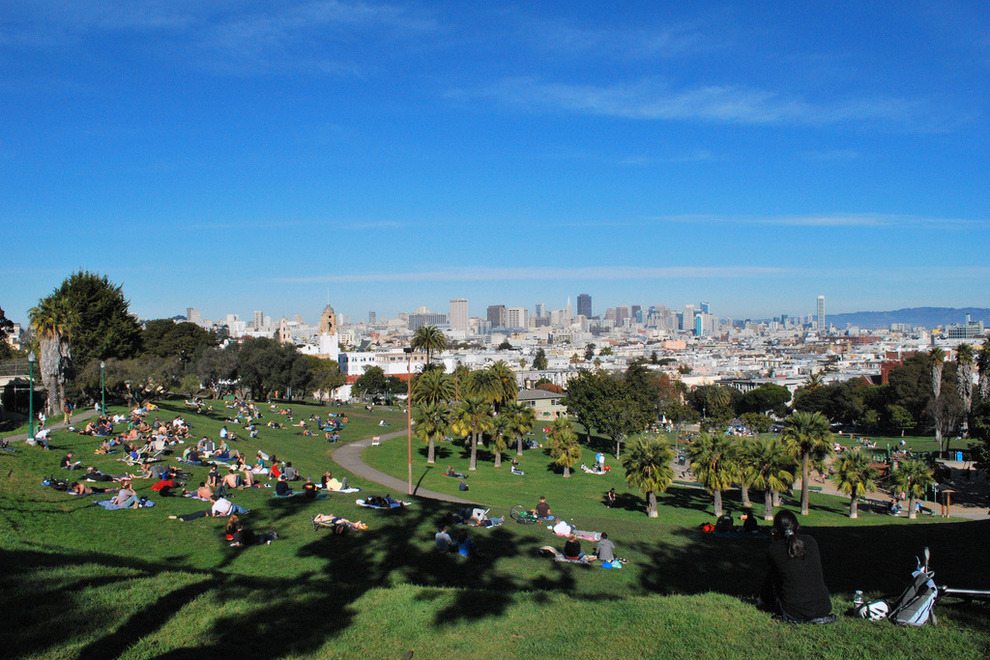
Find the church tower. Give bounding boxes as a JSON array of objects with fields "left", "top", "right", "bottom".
[{"left": 318, "top": 304, "right": 340, "bottom": 361}]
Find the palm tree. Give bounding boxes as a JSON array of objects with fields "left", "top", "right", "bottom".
[
  {"left": 978, "top": 338, "right": 990, "bottom": 401},
  {"left": 735, "top": 438, "right": 757, "bottom": 508},
  {"left": 688, "top": 432, "right": 737, "bottom": 517},
  {"left": 451, "top": 363, "right": 471, "bottom": 400},
  {"left": 747, "top": 436, "right": 796, "bottom": 521},
  {"left": 465, "top": 368, "right": 501, "bottom": 406},
  {"left": 503, "top": 401, "right": 536, "bottom": 456},
  {"left": 451, "top": 395, "right": 493, "bottom": 471},
  {"left": 892, "top": 459, "right": 935, "bottom": 520},
  {"left": 411, "top": 325, "right": 446, "bottom": 366},
  {"left": 783, "top": 410, "right": 834, "bottom": 516},
  {"left": 929, "top": 347, "right": 946, "bottom": 450},
  {"left": 413, "top": 401, "right": 450, "bottom": 464},
  {"left": 956, "top": 344, "right": 975, "bottom": 437},
  {"left": 622, "top": 436, "right": 675, "bottom": 518},
  {"left": 490, "top": 413, "right": 511, "bottom": 468},
  {"left": 831, "top": 450, "right": 878, "bottom": 519},
  {"left": 547, "top": 418, "right": 580, "bottom": 478},
  {"left": 29, "top": 295, "right": 75, "bottom": 415},
  {"left": 412, "top": 368, "right": 454, "bottom": 406},
  {"left": 487, "top": 361, "right": 518, "bottom": 412}
]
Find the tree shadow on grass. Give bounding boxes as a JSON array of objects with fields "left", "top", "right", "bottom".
[{"left": 418, "top": 445, "right": 452, "bottom": 460}]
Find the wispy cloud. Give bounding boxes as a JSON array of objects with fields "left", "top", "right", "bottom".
[
  {"left": 278, "top": 265, "right": 791, "bottom": 284},
  {"left": 525, "top": 19, "right": 713, "bottom": 60},
  {"left": 651, "top": 213, "right": 986, "bottom": 228},
  {"left": 468, "top": 76, "right": 928, "bottom": 128},
  {"left": 801, "top": 148, "right": 861, "bottom": 161},
  {"left": 184, "top": 219, "right": 405, "bottom": 231},
  {"left": 619, "top": 150, "right": 715, "bottom": 166}
]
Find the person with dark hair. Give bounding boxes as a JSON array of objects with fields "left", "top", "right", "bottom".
[{"left": 759, "top": 510, "right": 834, "bottom": 624}]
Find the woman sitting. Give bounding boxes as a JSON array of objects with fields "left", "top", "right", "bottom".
[
  {"left": 758, "top": 510, "right": 834, "bottom": 624},
  {"left": 563, "top": 534, "right": 585, "bottom": 561}
]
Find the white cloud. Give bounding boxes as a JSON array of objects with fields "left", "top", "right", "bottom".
[
  {"left": 472, "top": 77, "right": 927, "bottom": 128},
  {"left": 278, "top": 265, "right": 791, "bottom": 284},
  {"left": 652, "top": 213, "right": 986, "bottom": 229}
]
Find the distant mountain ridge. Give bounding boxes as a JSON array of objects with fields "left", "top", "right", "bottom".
[{"left": 827, "top": 307, "right": 990, "bottom": 329}]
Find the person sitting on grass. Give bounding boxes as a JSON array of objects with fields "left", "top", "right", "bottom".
[
  {"left": 594, "top": 532, "right": 616, "bottom": 563},
  {"left": 282, "top": 462, "right": 299, "bottom": 481},
  {"left": 302, "top": 478, "right": 317, "bottom": 499},
  {"left": 275, "top": 475, "right": 293, "bottom": 497},
  {"left": 605, "top": 488, "right": 617, "bottom": 508},
  {"left": 221, "top": 468, "right": 241, "bottom": 490},
  {"left": 742, "top": 508, "right": 759, "bottom": 534},
  {"left": 758, "top": 510, "right": 834, "bottom": 624},
  {"left": 532, "top": 496, "right": 554, "bottom": 520},
  {"left": 444, "top": 465, "right": 466, "bottom": 479},
  {"left": 110, "top": 481, "right": 140, "bottom": 509},
  {"left": 563, "top": 533, "right": 585, "bottom": 561},
  {"left": 435, "top": 525, "right": 455, "bottom": 552},
  {"left": 61, "top": 452, "right": 81, "bottom": 470}
]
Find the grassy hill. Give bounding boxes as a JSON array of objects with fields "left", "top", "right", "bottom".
[{"left": 1, "top": 400, "right": 987, "bottom": 659}]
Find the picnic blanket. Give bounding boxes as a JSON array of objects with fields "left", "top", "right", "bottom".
[
  {"left": 356, "top": 498, "right": 409, "bottom": 510},
  {"left": 95, "top": 498, "right": 155, "bottom": 510},
  {"left": 550, "top": 520, "right": 601, "bottom": 542}
]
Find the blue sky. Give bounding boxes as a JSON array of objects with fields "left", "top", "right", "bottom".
[{"left": 2, "top": 1, "right": 988, "bottom": 325}]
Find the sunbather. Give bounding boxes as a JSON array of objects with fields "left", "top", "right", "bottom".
[{"left": 313, "top": 513, "right": 368, "bottom": 531}]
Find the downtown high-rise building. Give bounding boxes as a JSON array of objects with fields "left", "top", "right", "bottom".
[
  {"left": 487, "top": 304, "right": 507, "bottom": 328},
  {"left": 253, "top": 310, "right": 264, "bottom": 330},
  {"left": 449, "top": 298, "right": 469, "bottom": 333},
  {"left": 577, "top": 293, "right": 592, "bottom": 319},
  {"left": 506, "top": 306, "right": 528, "bottom": 329},
  {"left": 186, "top": 307, "right": 201, "bottom": 323},
  {"left": 816, "top": 295, "right": 826, "bottom": 334}
]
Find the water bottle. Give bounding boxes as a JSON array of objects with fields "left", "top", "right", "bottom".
[{"left": 853, "top": 590, "right": 864, "bottom": 606}]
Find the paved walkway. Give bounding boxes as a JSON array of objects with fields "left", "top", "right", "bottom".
[
  {"left": 4, "top": 407, "right": 100, "bottom": 442},
  {"left": 332, "top": 429, "right": 475, "bottom": 505}
]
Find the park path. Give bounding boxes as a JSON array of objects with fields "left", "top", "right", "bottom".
[
  {"left": 332, "top": 429, "right": 475, "bottom": 505},
  {"left": 4, "top": 407, "right": 100, "bottom": 442}
]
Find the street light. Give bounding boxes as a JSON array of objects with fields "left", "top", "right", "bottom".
[
  {"left": 27, "top": 352, "right": 35, "bottom": 441},
  {"left": 404, "top": 346, "right": 414, "bottom": 496},
  {"left": 100, "top": 360, "right": 106, "bottom": 416}
]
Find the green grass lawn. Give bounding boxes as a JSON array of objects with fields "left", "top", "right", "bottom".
[{"left": 1, "top": 399, "right": 988, "bottom": 659}]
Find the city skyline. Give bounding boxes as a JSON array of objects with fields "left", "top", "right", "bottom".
[{"left": 3, "top": 2, "right": 988, "bottom": 324}]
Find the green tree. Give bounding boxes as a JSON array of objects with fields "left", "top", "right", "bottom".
[
  {"left": 564, "top": 369, "right": 651, "bottom": 456},
  {"left": 737, "top": 384, "right": 791, "bottom": 415},
  {"left": 488, "top": 361, "right": 519, "bottom": 411},
  {"left": 929, "top": 347, "right": 946, "bottom": 450},
  {"left": 622, "top": 436, "right": 674, "bottom": 518},
  {"left": 195, "top": 345, "right": 240, "bottom": 399},
  {"left": 747, "top": 436, "right": 796, "bottom": 521},
  {"left": 412, "top": 367, "right": 454, "bottom": 406},
  {"left": 783, "top": 410, "right": 834, "bottom": 515},
  {"left": 599, "top": 346, "right": 613, "bottom": 356},
  {"left": 547, "top": 418, "right": 580, "bottom": 478},
  {"left": 956, "top": 343, "right": 975, "bottom": 437},
  {"left": 29, "top": 295, "right": 76, "bottom": 415},
  {"left": 352, "top": 365, "right": 389, "bottom": 402},
  {"left": 978, "top": 338, "right": 990, "bottom": 402},
  {"left": 688, "top": 432, "right": 737, "bottom": 517},
  {"left": 831, "top": 450, "right": 878, "bottom": 519},
  {"left": 887, "top": 404, "right": 915, "bottom": 437},
  {"left": 892, "top": 459, "right": 935, "bottom": 520},
  {"left": 490, "top": 413, "right": 511, "bottom": 468},
  {"left": 411, "top": 325, "right": 446, "bottom": 366},
  {"left": 503, "top": 400, "right": 536, "bottom": 456},
  {"left": 413, "top": 401, "right": 450, "bottom": 465},
  {"left": 0, "top": 306, "right": 14, "bottom": 360},
  {"left": 46, "top": 271, "right": 142, "bottom": 373},
  {"left": 740, "top": 412, "right": 773, "bottom": 433},
  {"left": 497, "top": 340, "right": 513, "bottom": 351},
  {"left": 584, "top": 343, "right": 596, "bottom": 361},
  {"left": 142, "top": 320, "right": 217, "bottom": 367},
  {"left": 309, "top": 358, "right": 345, "bottom": 403},
  {"left": 532, "top": 348, "right": 548, "bottom": 370},
  {"left": 451, "top": 395, "right": 493, "bottom": 471}
]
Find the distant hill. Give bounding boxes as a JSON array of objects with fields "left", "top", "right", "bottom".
[{"left": 828, "top": 307, "right": 990, "bottom": 329}]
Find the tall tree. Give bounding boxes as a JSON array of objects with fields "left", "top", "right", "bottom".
[
  {"left": 831, "top": 450, "right": 878, "bottom": 519},
  {"left": 412, "top": 368, "right": 454, "bottom": 406},
  {"left": 142, "top": 320, "right": 217, "bottom": 366},
  {"left": 451, "top": 395, "right": 493, "bottom": 471},
  {"left": 29, "top": 295, "right": 75, "bottom": 415},
  {"left": 490, "top": 413, "right": 511, "bottom": 468},
  {"left": 783, "top": 410, "right": 834, "bottom": 516},
  {"left": 532, "top": 348, "right": 548, "bottom": 370},
  {"left": 622, "top": 436, "right": 674, "bottom": 518},
  {"left": 309, "top": 358, "right": 345, "bottom": 403},
  {"left": 46, "top": 271, "right": 142, "bottom": 373},
  {"left": 503, "top": 400, "right": 535, "bottom": 456},
  {"left": 352, "top": 365, "right": 389, "bottom": 402},
  {"left": 892, "top": 459, "right": 935, "bottom": 520},
  {"left": 688, "top": 432, "right": 737, "bottom": 517},
  {"left": 747, "top": 436, "right": 796, "bottom": 521},
  {"left": 411, "top": 325, "right": 446, "bottom": 366},
  {"left": 978, "top": 338, "right": 990, "bottom": 402},
  {"left": 0, "top": 306, "right": 14, "bottom": 360},
  {"left": 956, "top": 343, "right": 975, "bottom": 437},
  {"left": 487, "top": 361, "right": 518, "bottom": 411},
  {"left": 547, "top": 418, "right": 580, "bottom": 478},
  {"left": 929, "top": 347, "right": 946, "bottom": 450},
  {"left": 413, "top": 401, "right": 450, "bottom": 465}
]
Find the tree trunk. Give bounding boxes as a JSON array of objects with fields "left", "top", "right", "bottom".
[
  {"left": 800, "top": 452, "right": 811, "bottom": 515},
  {"left": 494, "top": 450, "right": 502, "bottom": 468},
  {"left": 713, "top": 489, "right": 723, "bottom": 517},
  {"left": 741, "top": 484, "right": 751, "bottom": 508},
  {"left": 773, "top": 490, "right": 782, "bottom": 507},
  {"left": 850, "top": 497, "right": 858, "bottom": 519},
  {"left": 908, "top": 495, "right": 917, "bottom": 520},
  {"left": 469, "top": 432, "right": 478, "bottom": 471},
  {"left": 648, "top": 491, "right": 658, "bottom": 518},
  {"left": 563, "top": 465, "right": 570, "bottom": 478},
  {"left": 764, "top": 490, "right": 774, "bottom": 521},
  {"left": 517, "top": 437, "right": 523, "bottom": 456},
  {"left": 614, "top": 437, "right": 621, "bottom": 460},
  {"left": 427, "top": 439, "right": 435, "bottom": 464}
]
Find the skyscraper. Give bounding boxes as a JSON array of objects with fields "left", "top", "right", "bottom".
[
  {"left": 487, "top": 304, "right": 507, "bottom": 328},
  {"left": 253, "top": 310, "right": 264, "bottom": 331},
  {"left": 506, "top": 306, "right": 527, "bottom": 329},
  {"left": 186, "top": 307, "right": 201, "bottom": 323},
  {"left": 577, "top": 293, "right": 592, "bottom": 319},
  {"left": 682, "top": 304, "right": 696, "bottom": 331},
  {"left": 816, "top": 295, "right": 826, "bottom": 334},
  {"left": 449, "top": 298, "right": 469, "bottom": 333}
]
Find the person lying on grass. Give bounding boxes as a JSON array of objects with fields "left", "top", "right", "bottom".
[
  {"left": 69, "top": 481, "right": 108, "bottom": 496},
  {"left": 313, "top": 514, "right": 368, "bottom": 531}
]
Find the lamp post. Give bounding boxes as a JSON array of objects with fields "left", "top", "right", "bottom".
[
  {"left": 404, "top": 346, "right": 414, "bottom": 496},
  {"left": 100, "top": 360, "right": 106, "bottom": 416},
  {"left": 27, "top": 352, "right": 36, "bottom": 440}
]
